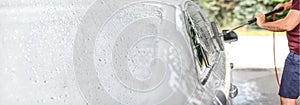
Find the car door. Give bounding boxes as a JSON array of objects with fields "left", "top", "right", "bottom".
[{"left": 0, "top": 0, "right": 204, "bottom": 105}]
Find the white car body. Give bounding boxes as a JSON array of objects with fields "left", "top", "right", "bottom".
[{"left": 0, "top": 0, "right": 237, "bottom": 105}]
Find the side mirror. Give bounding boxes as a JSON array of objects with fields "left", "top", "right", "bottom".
[{"left": 222, "top": 30, "right": 238, "bottom": 43}]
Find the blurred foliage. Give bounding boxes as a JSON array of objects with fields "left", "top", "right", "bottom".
[{"left": 193, "top": 0, "right": 290, "bottom": 28}]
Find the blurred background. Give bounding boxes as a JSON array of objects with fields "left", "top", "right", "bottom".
[{"left": 194, "top": 0, "right": 289, "bottom": 30}]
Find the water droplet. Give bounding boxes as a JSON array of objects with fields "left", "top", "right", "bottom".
[
  {"left": 59, "top": 95, "right": 63, "bottom": 99},
  {"left": 120, "top": 37, "right": 125, "bottom": 41},
  {"left": 50, "top": 96, "right": 56, "bottom": 100},
  {"left": 55, "top": 68, "right": 61, "bottom": 73},
  {"left": 26, "top": 57, "right": 31, "bottom": 62},
  {"left": 34, "top": 80, "right": 39, "bottom": 83},
  {"left": 41, "top": 99, "right": 45, "bottom": 103},
  {"left": 64, "top": 92, "right": 69, "bottom": 97}
]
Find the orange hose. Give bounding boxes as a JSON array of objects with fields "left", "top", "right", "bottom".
[{"left": 273, "top": 13, "right": 280, "bottom": 87}]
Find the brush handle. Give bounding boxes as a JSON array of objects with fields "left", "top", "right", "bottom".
[{"left": 248, "top": 7, "right": 284, "bottom": 24}]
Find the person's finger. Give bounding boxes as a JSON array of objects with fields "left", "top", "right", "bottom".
[
  {"left": 274, "top": 4, "right": 286, "bottom": 13},
  {"left": 274, "top": 4, "right": 284, "bottom": 9}
]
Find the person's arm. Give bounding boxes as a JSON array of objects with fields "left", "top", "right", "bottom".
[
  {"left": 255, "top": 0, "right": 300, "bottom": 32},
  {"left": 255, "top": 10, "right": 300, "bottom": 32}
]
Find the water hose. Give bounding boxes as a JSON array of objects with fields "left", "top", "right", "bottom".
[{"left": 273, "top": 13, "right": 280, "bottom": 87}]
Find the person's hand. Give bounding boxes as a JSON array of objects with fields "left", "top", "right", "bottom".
[
  {"left": 274, "top": 3, "right": 287, "bottom": 13},
  {"left": 255, "top": 13, "right": 266, "bottom": 28}
]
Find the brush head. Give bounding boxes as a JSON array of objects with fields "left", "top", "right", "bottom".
[{"left": 222, "top": 30, "right": 238, "bottom": 43}]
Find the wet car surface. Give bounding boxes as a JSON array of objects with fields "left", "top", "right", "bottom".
[{"left": 1, "top": 0, "right": 237, "bottom": 104}]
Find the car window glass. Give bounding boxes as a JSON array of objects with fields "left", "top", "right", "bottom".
[{"left": 184, "top": 1, "right": 213, "bottom": 73}]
